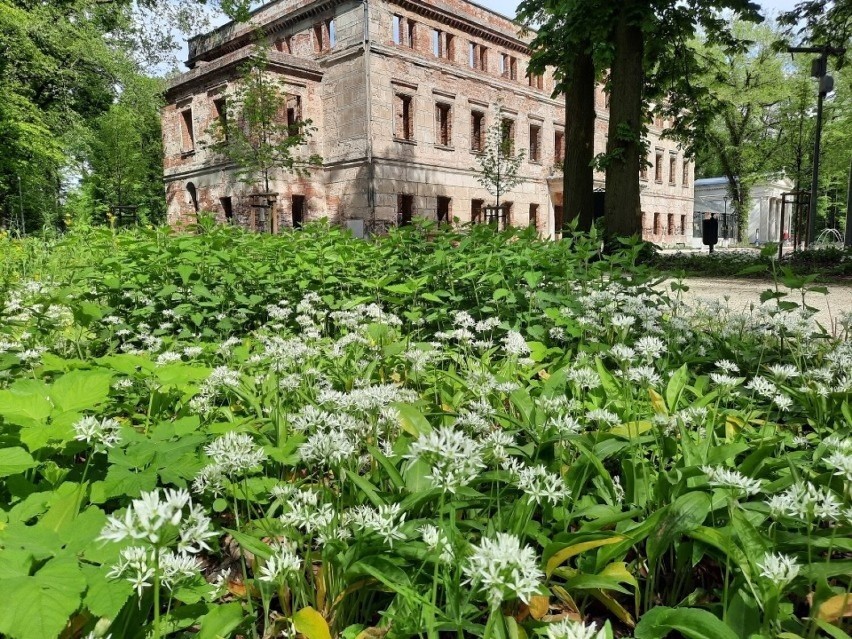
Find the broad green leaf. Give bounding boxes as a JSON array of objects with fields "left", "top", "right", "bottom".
[
  {"left": 197, "top": 602, "right": 245, "bottom": 639},
  {"left": 49, "top": 369, "right": 113, "bottom": 413},
  {"left": 634, "top": 606, "right": 738, "bottom": 639},
  {"left": 81, "top": 563, "right": 133, "bottom": 618},
  {"left": 224, "top": 528, "right": 273, "bottom": 560},
  {"left": 647, "top": 492, "right": 710, "bottom": 566},
  {"left": 0, "top": 555, "right": 86, "bottom": 639},
  {"left": 0, "top": 387, "right": 52, "bottom": 424},
  {"left": 394, "top": 404, "right": 432, "bottom": 436},
  {"left": 0, "top": 447, "right": 37, "bottom": 477}
]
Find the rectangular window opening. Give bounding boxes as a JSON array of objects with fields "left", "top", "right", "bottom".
[
  {"left": 554, "top": 130, "right": 564, "bottom": 164},
  {"left": 436, "top": 103, "right": 452, "bottom": 146},
  {"left": 286, "top": 95, "right": 302, "bottom": 133},
  {"left": 212, "top": 98, "right": 227, "bottom": 139},
  {"left": 398, "top": 194, "right": 414, "bottom": 225},
  {"left": 471, "top": 111, "right": 484, "bottom": 152},
  {"left": 529, "top": 203, "right": 539, "bottom": 229},
  {"left": 432, "top": 29, "right": 441, "bottom": 56},
  {"left": 529, "top": 124, "right": 540, "bottom": 162},
  {"left": 395, "top": 94, "right": 414, "bottom": 141},
  {"left": 437, "top": 196, "right": 451, "bottom": 223},
  {"left": 471, "top": 198, "right": 484, "bottom": 223},
  {"left": 392, "top": 15, "right": 402, "bottom": 44},
  {"left": 220, "top": 196, "right": 233, "bottom": 223},
  {"left": 501, "top": 118, "right": 515, "bottom": 154},
  {"left": 682, "top": 159, "right": 690, "bottom": 187},
  {"left": 327, "top": 19, "right": 336, "bottom": 47},
  {"left": 654, "top": 151, "right": 663, "bottom": 182},
  {"left": 406, "top": 20, "right": 415, "bottom": 48},
  {"left": 669, "top": 155, "right": 677, "bottom": 185},
  {"left": 292, "top": 195, "right": 305, "bottom": 229},
  {"left": 314, "top": 23, "right": 324, "bottom": 52},
  {"left": 180, "top": 109, "right": 195, "bottom": 152},
  {"left": 680, "top": 214, "right": 686, "bottom": 235},
  {"left": 667, "top": 213, "right": 675, "bottom": 235}
]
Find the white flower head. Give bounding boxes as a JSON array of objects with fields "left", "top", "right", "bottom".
[
  {"left": 545, "top": 619, "right": 607, "bottom": 639},
  {"left": 203, "top": 431, "right": 267, "bottom": 477},
  {"left": 405, "top": 426, "right": 485, "bottom": 493},
  {"left": 757, "top": 552, "right": 800, "bottom": 588},
  {"left": 258, "top": 541, "right": 302, "bottom": 583},
  {"left": 701, "top": 465, "right": 762, "bottom": 497},
  {"left": 463, "top": 532, "right": 543, "bottom": 607},
  {"left": 74, "top": 416, "right": 122, "bottom": 449}
]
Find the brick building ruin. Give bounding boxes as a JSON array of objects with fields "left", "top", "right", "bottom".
[{"left": 163, "top": 0, "right": 694, "bottom": 241}]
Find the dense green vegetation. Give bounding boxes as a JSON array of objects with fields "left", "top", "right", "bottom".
[
  {"left": 653, "top": 245, "right": 852, "bottom": 280},
  {"left": 0, "top": 223, "right": 850, "bottom": 639}
]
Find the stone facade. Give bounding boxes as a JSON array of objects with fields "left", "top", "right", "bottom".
[{"left": 163, "top": 0, "right": 694, "bottom": 242}]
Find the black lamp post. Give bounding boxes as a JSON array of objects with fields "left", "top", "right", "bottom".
[{"left": 723, "top": 195, "right": 728, "bottom": 242}]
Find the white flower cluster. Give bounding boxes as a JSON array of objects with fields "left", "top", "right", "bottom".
[
  {"left": 345, "top": 503, "right": 407, "bottom": 546},
  {"left": 701, "top": 466, "right": 763, "bottom": 497},
  {"left": 190, "top": 366, "right": 242, "bottom": 414},
  {"left": 756, "top": 552, "right": 800, "bottom": 588},
  {"left": 108, "top": 546, "right": 201, "bottom": 596},
  {"left": 545, "top": 620, "right": 607, "bottom": 639},
  {"left": 420, "top": 524, "right": 454, "bottom": 564},
  {"left": 406, "top": 426, "right": 485, "bottom": 493},
  {"left": 99, "top": 489, "right": 216, "bottom": 596},
  {"left": 463, "top": 532, "right": 543, "bottom": 607},
  {"left": 504, "top": 461, "right": 571, "bottom": 506},
  {"left": 257, "top": 540, "right": 302, "bottom": 583},
  {"left": 766, "top": 481, "right": 842, "bottom": 522},
  {"left": 194, "top": 431, "right": 267, "bottom": 494},
  {"left": 73, "top": 415, "right": 122, "bottom": 449}
]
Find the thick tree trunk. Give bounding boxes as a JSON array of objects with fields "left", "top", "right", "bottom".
[
  {"left": 604, "top": 6, "right": 644, "bottom": 239},
  {"left": 564, "top": 45, "right": 595, "bottom": 233}
]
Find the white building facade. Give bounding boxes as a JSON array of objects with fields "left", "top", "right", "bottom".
[{"left": 693, "top": 176, "right": 794, "bottom": 247}]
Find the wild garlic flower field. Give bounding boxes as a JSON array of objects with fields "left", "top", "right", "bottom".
[{"left": 0, "top": 222, "right": 849, "bottom": 639}]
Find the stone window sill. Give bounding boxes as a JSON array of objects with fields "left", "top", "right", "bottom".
[
  {"left": 181, "top": 150, "right": 196, "bottom": 158},
  {"left": 394, "top": 137, "right": 417, "bottom": 145},
  {"left": 435, "top": 144, "right": 454, "bottom": 151}
]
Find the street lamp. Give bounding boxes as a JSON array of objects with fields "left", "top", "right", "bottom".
[
  {"left": 723, "top": 195, "right": 728, "bottom": 242},
  {"left": 788, "top": 45, "right": 846, "bottom": 246}
]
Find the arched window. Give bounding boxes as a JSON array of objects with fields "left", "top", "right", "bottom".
[{"left": 186, "top": 182, "right": 199, "bottom": 213}]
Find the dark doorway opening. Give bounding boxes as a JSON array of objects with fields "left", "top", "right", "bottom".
[
  {"left": 437, "top": 196, "right": 451, "bottom": 223},
  {"left": 292, "top": 195, "right": 305, "bottom": 229},
  {"left": 398, "top": 194, "right": 414, "bottom": 226},
  {"left": 220, "top": 196, "right": 233, "bottom": 223}
]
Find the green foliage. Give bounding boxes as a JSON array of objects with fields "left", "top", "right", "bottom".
[
  {"left": 206, "top": 47, "right": 322, "bottom": 195},
  {"left": 472, "top": 106, "right": 527, "bottom": 212},
  {"left": 0, "top": 224, "right": 849, "bottom": 639}
]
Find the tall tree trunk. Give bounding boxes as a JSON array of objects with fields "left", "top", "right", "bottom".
[
  {"left": 564, "top": 44, "right": 595, "bottom": 233},
  {"left": 604, "top": 5, "right": 644, "bottom": 239}
]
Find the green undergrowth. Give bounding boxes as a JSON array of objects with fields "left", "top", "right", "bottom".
[{"left": 0, "top": 221, "right": 849, "bottom": 639}]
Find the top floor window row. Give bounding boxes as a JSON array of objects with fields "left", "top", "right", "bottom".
[
  {"left": 393, "top": 15, "right": 416, "bottom": 47},
  {"left": 313, "top": 18, "right": 336, "bottom": 52}
]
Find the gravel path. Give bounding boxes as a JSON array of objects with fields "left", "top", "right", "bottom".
[{"left": 658, "top": 277, "right": 852, "bottom": 335}]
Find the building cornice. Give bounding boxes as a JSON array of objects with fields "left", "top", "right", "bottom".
[
  {"left": 188, "top": 0, "right": 341, "bottom": 66},
  {"left": 166, "top": 46, "right": 323, "bottom": 99},
  {"left": 188, "top": 0, "right": 532, "bottom": 66},
  {"left": 389, "top": 0, "right": 529, "bottom": 53}
]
